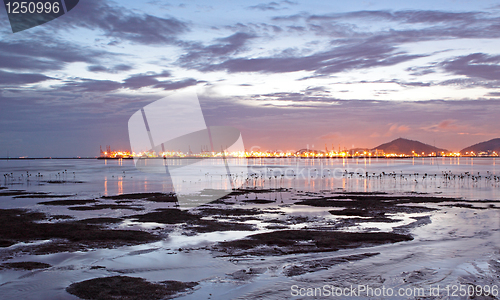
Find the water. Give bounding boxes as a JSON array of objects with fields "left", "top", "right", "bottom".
[
  {"left": 0, "top": 158, "right": 499, "bottom": 299},
  {"left": 1, "top": 157, "right": 498, "bottom": 201}
]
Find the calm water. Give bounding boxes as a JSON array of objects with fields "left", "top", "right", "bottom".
[{"left": 0, "top": 157, "right": 498, "bottom": 203}]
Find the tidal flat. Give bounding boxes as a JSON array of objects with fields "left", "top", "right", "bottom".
[{"left": 0, "top": 158, "right": 499, "bottom": 299}]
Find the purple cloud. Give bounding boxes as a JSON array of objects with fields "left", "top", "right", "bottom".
[
  {"left": 248, "top": 1, "right": 297, "bottom": 11},
  {"left": 87, "top": 64, "right": 133, "bottom": 73},
  {"left": 192, "top": 42, "right": 425, "bottom": 75},
  {"left": 306, "top": 10, "right": 482, "bottom": 24},
  {"left": 53, "top": 0, "right": 189, "bottom": 45},
  {"left": 122, "top": 71, "right": 171, "bottom": 89},
  {"left": 59, "top": 79, "right": 123, "bottom": 92},
  {"left": 0, "top": 70, "right": 52, "bottom": 84},
  {"left": 441, "top": 53, "right": 500, "bottom": 80},
  {"left": 178, "top": 32, "right": 256, "bottom": 68},
  {"left": 0, "top": 40, "right": 107, "bottom": 71},
  {"left": 153, "top": 78, "right": 202, "bottom": 90}
]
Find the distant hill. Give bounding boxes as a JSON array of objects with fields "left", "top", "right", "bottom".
[
  {"left": 460, "top": 138, "right": 500, "bottom": 154},
  {"left": 372, "top": 138, "right": 448, "bottom": 155}
]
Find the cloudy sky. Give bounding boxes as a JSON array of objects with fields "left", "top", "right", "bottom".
[{"left": 1, "top": 0, "right": 500, "bottom": 157}]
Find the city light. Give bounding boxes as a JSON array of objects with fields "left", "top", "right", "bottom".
[{"left": 99, "top": 146, "right": 474, "bottom": 159}]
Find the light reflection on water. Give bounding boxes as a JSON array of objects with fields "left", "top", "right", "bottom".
[{"left": 0, "top": 158, "right": 498, "bottom": 201}]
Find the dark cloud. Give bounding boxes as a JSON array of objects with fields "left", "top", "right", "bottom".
[
  {"left": 304, "top": 86, "right": 330, "bottom": 95},
  {"left": 286, "top": 25, "right": 306, "bottom": 32},
  {"left": 396, "top": 81, "right": 432, "bottom": 87},
  {"left": 59, "top": 79, "right": 123, "bottom": 92},
  {"left": 178, "top": 32, "right": 256, "bottom": 68},
  {"left": 222, "top": 22, "right": 282, "bottom": 34},
  {"left": 176, "top": 9, "right": 500, "bottom": 77},
  {"left": 76, "top": 70, "right": 202, "bottom": 91},
  {"left": 194, "top": 42, "right": 425, "bottom": 75},
  {"left": 0, "top": 40, "right": 107, "bottom": 71},
  {"left": 273, "top": 10, "right": 483, "bottom": 25},
  {"left": 306, "top": 10, "right": 482, "bottom": 24},
  {"left": 441, "top": 53, "right": 500, "bottom": 80},
  {"left": 273, "top": 10, "right": 500, "bottom": 42},
  {"left": 307, "top": 11, "right": 393, "bottom": 22},
  {"left": 406, "top": 65, "right": 436, "bottom": 76},
  {"left": 436, "top": 78, "right": 497, "bottom": 88},
  {"left": 52, "top": 0, "right": 189, "bottom": 45},
  {"left": 0, "top": 53, "right": 58, "bottom": 71},
  {"left": 0, "top": 70, "right": 52, "bottom": 84},
  {"left": 392, "top": 10, "right": 481, "bottom": 24},
  {"left": 19, "top": 70, "right": 200, "bottom": 93},
  {"left": 86, "top": 65, "right": 108, "bottom": 73},
  {"left": 153, "top": 78, "right": 202, "bottom": 90},
  {"left": 272, "top": 13, "right": 307, "bottom": 22},
  {"left": 0, "top": 40, "right": 105, "bottom": 64},
  {"left": 248, "top": 2, "right": 281, "bottom": 11},
  {"left": 87, "top": 64, "right": 133, "bottom": 73},
  {"left": 248, "top": 1, "right": 296, "bottom": 11},
  {"left": 360, "top": 79, "right": 433, "bottom": 88},
  {"left": 122, "top": 71, "right": 172, "bottom": 89},
  {"left": 486, "top": 92, "right": 500, "bottom": 97}
]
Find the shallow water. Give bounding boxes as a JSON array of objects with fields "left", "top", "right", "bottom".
[
  {"left": 0, "top": 158, "right": 499, "bottom": 299},
  {"left": 1, "top": 157, "right": 498, "bottom": 201}
]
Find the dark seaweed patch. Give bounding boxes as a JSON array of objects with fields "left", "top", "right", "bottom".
[
  {"left": 102, "top": 193, "right": 177, "bottom": 202},
  {"left": 196, "top": 208, "right": 263, "bottom": 217},
  {"left": 211, "top": 188, "right": 288, "bottom": 202},
  {"left": 77, "top": 218, "right": 124, "bottom": 224},
  {"left": 0, "top": 191, "right": 46, "bottom": 197},
  {"left": 0, "top": 209, "right": 159, "bottom": 254},
  {"left": 66, "top": 276, "right": 197, "bottom": 300},
  {"left": 186, "top": 219, "right": 255, "bottom": 233},
  {"left": 329, "top": 209, "right": 400, "bottom": 222},
  {"left": 68, "top": 204, "right": 144, "bottom": 211},
  {"left": 217, "top": 230, "right": 413, "bottom": 256},
  {"left": 44, "top": 180, "right": 83, "bottom": 184},
  {"left": 243, "top": 199, "right": 275, "bottom": 204},
  {"left": 131, "top": 209, "right": 256, "bottom": 233},
  {"left": 439, "top": 203, "right": 488, "bottom": 210},
  {"left": 15, "top": 194, "right": 73, "bottom": 199},
  {"left": 132, "top": 209, "right": 199, "bottom": 224},
  {"left": 0, "top": 240, "right": 16, "bottom": 247},
  {"left": 38, "top": 199, "right": 98, "bottom": 206},
  {"left": 284, "top": 252, "right": 380, "bottom": 276},
  {"left": 1, "top": 261, "right": 51, "bottom": 270},
  {"left": 296, "top": 194, "right": 439, "bottom": 217}
]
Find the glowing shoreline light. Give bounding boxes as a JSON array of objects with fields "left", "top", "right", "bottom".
[{"left": 99, "top": 147, "right": 488, "bottom": 159}]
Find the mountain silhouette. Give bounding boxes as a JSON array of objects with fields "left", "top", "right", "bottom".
[
  {"left": 372, "top": 138, "right": 448, "bottom": 155},
  {"left": 460, "top": 138, "right": 500, "bottom": 155}
]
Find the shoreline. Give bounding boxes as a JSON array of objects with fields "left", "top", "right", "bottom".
[{"left": 0, "top": 156, "right": 497, "bottom": 160}]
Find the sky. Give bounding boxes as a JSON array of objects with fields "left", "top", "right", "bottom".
[{"left": 1, "top": 0, "right": 500, "bottom": 157}]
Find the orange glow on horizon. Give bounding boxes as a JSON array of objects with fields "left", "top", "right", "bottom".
[{"left": 100, "top": 147, "right": 474, "bottom": 159}]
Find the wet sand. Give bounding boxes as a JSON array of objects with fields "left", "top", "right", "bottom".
[{"left": 0, "top": 187, "right": 499, "bottom": 299}]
